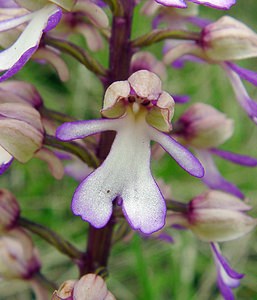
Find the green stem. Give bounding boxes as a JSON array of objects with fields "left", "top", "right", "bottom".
[
  {"left": 18, "top": 217, "right": 84, "bottom": 260},
  {"left": 44, "top": 134, "right": 99, "bottom": 169},
  {"left": 40, "top": 106, "right": 76, "bottom": 123},
  {"left": 30, "top": 273, "right": 57, "bottom": 299},
  {"left": 45, "top": 37, "right": 107, "bottom": 77},
  {"left": 103, "top": 0, "right": 124, "bottom": 16},
  {"left": 131, "top": 29, "right": 200, "bottom": 48},
  {"left": 166, "top": 199, "right": 188, "bottom": 213}
]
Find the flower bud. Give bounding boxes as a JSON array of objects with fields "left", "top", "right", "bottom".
[
  {"left": 0, "top": 102, "right": 44, "bottom": 163},
  {"left": 0, "top": 81, "right": 43, "bottom": 108},
  {"left": 73, "top": 274, "right": 116, "bottom": 300},
  {"left": 52, "top": 274, "right": 116, "bottom": 300},
  {"left": 0, "top": 189, "right": 20, "bottom": 232},
  {"left": 187, "top": 190, "right": 257, "bottom": 242},
  {"left": 201, "top": 16, "right": 257, "bottom": 61},
  {"left": 176, "top": 103, "right": 234, "bottom": 148},
  {"left": 0, "top": 228, "right": 41, "bottom": 279}
]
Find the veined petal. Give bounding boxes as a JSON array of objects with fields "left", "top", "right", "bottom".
[
  {"left": 195, "top": 149, "right": 244, "bottom": 199},
  {"left": 0, "top": 145, "right": 13, "bottom": 175},
  {"left": 210, "top": 148, "right": 257, "bottom": 167},
  {"left": 56, "top": 118, "right": 121, "bottom": 141},
  {"left": 149, "top": 126, "right": 204, "bottom": 177},
  {"left": 0, "top": 4, "right": 62, "bottom": 81},
  {"left": 72, "top": 115, "right": 166, "bottom": 233}
]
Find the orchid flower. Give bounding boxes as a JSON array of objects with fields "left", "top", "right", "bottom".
[
  {"left": 0, "top": 0, "right": 73, "bottom": 81},
  {"left": 154, "top": 0, "right": 236, "bottom": 10},
  {"left": 56, "top": 70, "right": 204, "bottom": 234},
  {"left": 163, "top": 16, "right": 257, "bottom": 125}
]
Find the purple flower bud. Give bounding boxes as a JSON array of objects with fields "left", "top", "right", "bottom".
[
  {"left": 0, "top": 189, "right": 20, "bottom": 232},
  {"left": 202, "top": 16, "right": 257, "bottom": 61},
  {"left": 187, "top": 190, "right": 257, "bottom": 242},
  {"left": 0, "top": 228, "right": 41, "bottom": 280},
  {"left": 52, "top": 274, "right": 116, "bottom": 300},
  {"left": 73, "top": 274, "right": 116, "bottom": 300},
  {"left": 176, "top": 103, "right": 234, "bottom": 148}
]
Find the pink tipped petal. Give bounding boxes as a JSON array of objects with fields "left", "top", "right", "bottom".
[
  {"left": 210, "top": 148, "right": 257, "bottom": 167},
  {"left": 149, "top": 127, "right": 204, "bottom": 178},
  {"left": 0, "top": 4, "right": 61, "bottom": 81},
  {"left": 56, "top": 119, "right": 121, "bottom": 141},
  {"left": 155, "top": 0, "right": 187, "bottom": 8},
  {"left": 190, "top": 0, "right": 236, "bottom": 9},
  {"left": 0, "top": 145, "right": 13, "bottom": 175},
  {"left": 196, "top": 149, "right": 244, "bottom": 199}
]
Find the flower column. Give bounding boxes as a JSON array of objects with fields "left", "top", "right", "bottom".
[{"left": 81, "top": 0, "right": 135, "bottom": 275}]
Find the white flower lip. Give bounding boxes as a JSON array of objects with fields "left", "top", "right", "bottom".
[{"left": 56, "top": 70, "right": 204, "bottom": 234}]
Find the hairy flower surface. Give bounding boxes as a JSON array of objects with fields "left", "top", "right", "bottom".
[{"left": 57, "top": 70, "right": 204, "bottom": 234}]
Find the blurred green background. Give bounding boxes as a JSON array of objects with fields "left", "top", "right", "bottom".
[{"left": 0, "top": 0, "right": 257, "bottom": 299}]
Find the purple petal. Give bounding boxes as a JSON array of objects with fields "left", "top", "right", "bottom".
[
  {"left": 155, "top": 0, "right": 187, "bottom": 8},
  {"left": 173, "top": 94, "right": 190, "bottom": 104},
  {"left": 210, "top": 148, "right": 257, "bottom": 167},
  {"left": 0, "top": 0, "right": 18, "bottom": 7},
  {"left": 44, "top": 8, "right": 62, "bottom": 32},
  {"left": 0, "top": 158, "right": 13, "bottom": 175},
  {"left": 211, "top": 242, "right": 244, "bottom": 300},
  {"left": 195, "top": 149, "right": 244, "bottom": 199},
  {"left": 0, "top": 46, "right": 36, "bottom": 82},
  {"left": 56, "top": 118, "right": 121, "bottom": 141},
  {"left": 157, "top": 233, "right": 174, "bottom": 243},
  {"left": 190, "top": 0, "right": 236, "bottom": 9},
  {"left": 149, "top": 127, "right": 204, "bottom": 178},
  {"left": 222, "top": 64, "right": 257, "bottom": 125},
  {"left": 227, "top": 63, "right": 257, "bottom": 87},
  {"left": 0, "top": 5, "right": 62, "bottom": 81},
  {"left": 188, "top": 16, "right": 211, "bottom": 28}
]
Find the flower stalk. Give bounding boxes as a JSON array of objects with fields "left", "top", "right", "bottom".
[
  {"left": 81, "top": 0, "right": 135, "bottom": 275},
  {"left": 131, "top": 29, "right": 200, "bottom": 48},
  {"left": 18, "top": 217, "right": 84, "bottom": 260},
  {"left": 44, "top": 134, "right": 99, "bottom": 168},
  {"left": 45, "top": 37, "right": 107, "bottom": 77}
]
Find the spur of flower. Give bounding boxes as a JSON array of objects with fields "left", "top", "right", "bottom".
[
  {"left": 56, "top": 70, "right": 204, "bottom": 234},
  {"left": 0, "top": 0, "right": 76, "bottom": 81}
]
